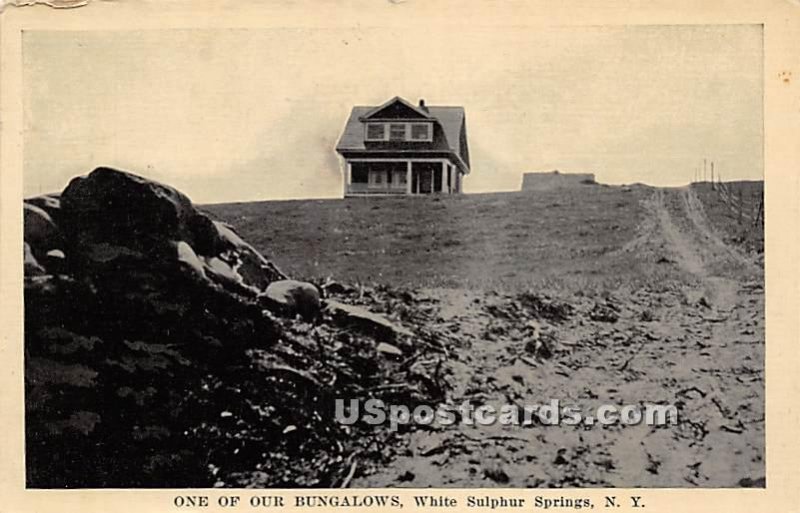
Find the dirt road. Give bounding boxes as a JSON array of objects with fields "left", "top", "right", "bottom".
[{"left": 354, "top": 187, "right": 765, "bottom": 488}]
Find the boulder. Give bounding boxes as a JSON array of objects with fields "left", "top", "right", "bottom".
[
  {"left": 203, "top": 256, "right": 265, "bottom": 297},
  {"left": 25, "top": 194, "right": 61, "bottom": 221},
  {"left": 324, "top": 300, "right": 413, "bottom": 342},
  {"left": 175, "top": 241, "right": 206, "bottom": 280},
  {"left": 44, "top": 249, "right": 66, "bottom": 274},
  {"left": 212, "top": 221, "right": 285, "bottom": 290},
  {"left": 24, "top": 203, "right": 63, "bottom": 260},
  {"left": 263, "top": 280, "right": 321, "bottom": 321},
  {"left": 83, "top": 242, "right": 147, "bottom": 264},
  {"left": 213, "top": 220, "right": 247, "bottom": 249},
  {"left": 58, "top": 167, "right": 286, "bottom": 289},
  {"left": 206, "top": 257, "right": 241, "bottom": 284},
  {"left": 24, "top": 242, "right": 45, "bottom": 276},
  {"left": 60, "top": 167, "right": 219, "bottom": 256}
]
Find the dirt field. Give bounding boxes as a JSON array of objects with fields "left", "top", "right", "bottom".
[{"left": 206, "top": 183, "right": 764, "bottom": 488}]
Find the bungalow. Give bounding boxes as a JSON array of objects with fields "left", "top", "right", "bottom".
[{"left": 335, "top": 96, "right": 471, "bottom": 196}]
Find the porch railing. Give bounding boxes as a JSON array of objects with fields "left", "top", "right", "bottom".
[{"left": 347, "top": 183, "right": 408, "bottom": 195}]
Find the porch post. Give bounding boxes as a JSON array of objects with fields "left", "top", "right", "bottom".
[
  {"left": 406, "top": 161, "right": 412, "bottom": 194},
  {"left": 441, "top": 161, "right": 447, "bottom": 193},
  {"left": 345, "top": 160, "right": 352, "bottom": 196},
  {"left": 448, "top": 165, "right": 453, "bottom": 193}
]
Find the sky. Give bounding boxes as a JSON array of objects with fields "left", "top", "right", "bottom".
[{"left": 22, "top": 24, "right": 763, "bottom": 203}]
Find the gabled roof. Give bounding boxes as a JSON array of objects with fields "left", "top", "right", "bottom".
[
  {"left": 360, "top": 96, "right": 432, "bottom": 120},
  {"left": 336, "top": 97, "right": 471, "bottom": 173}
]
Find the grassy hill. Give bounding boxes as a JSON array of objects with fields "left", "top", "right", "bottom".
[
  {"left": 205, "top": 181, "right": 763, "bottom": 293},
  {"left": 204, "top": 183, "right": 681, "bottom": 293}
]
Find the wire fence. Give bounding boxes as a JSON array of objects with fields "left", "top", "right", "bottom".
[{"left": 692, "top": 167, "right": 763, "bottom": 229}]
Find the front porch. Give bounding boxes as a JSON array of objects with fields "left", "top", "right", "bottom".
[{"left": 344, "top": 159, "right": 460, "bottom": 196}]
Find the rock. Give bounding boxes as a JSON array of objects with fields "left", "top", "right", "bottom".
[
  {"left": 518, "top": 292, "right": 573, "bottom": 322},
  {"left": 175, "top": 241, "right": 206, "bottom": 279},
  {"left": 61, "top": 167, "right": 204, "bottom": 252},
  {"left": 483, "top": 464, "right": 510, "bottom": 484},
  {"left": 59, "top": 167, "right": 258, "bottom": 262},
  {"left": 231, "top": 249, "right": 284, "bottom": 292},
  {"left": 199, "top": 256, "right": 263, "bottom": 296},
  {"left": 212, "top": 220, "right": 246, "bottom": 249},
  {"left": 325, "top": 300, "right": 413, "bottom": 341},
  {"left": 44, "top": 249, "right": 67, "bottom": 274},
  {"left": 589, "top": 302, "right": 619, "bottom": 323},
  {"left": 24, "top": 203, "right": 63, "bottom": 260},
  {"left": 23, "top": 229, "right": 285, "bottom": 487},
  {"left": 206, "top": 257, "right": 242, "bottom": 284},
  {"left": 397, "top": 470, "right": 415, "bottom": 483},
  {"left": 23, "top": 166, "right": 447, "bottom": 489},
  {"left": 526, "top": 319, "right": 542, "bottom": 338},
  {"left": 525, "top": 337, "right": 554, "bottom": 359},
  {"left": 26, "top": 194, "right": 62, "bottom": 226},
  {"left": 26, "top": 193, "right": 61, "bottom": 213},
  {"left": 24, "top": 242, "right": 45, "bottom": 276},
  {"left": 58, "top": 167, "right": 286, "bottom": 289},
  {"left": 376, "top": 342, "right": 403, "bottom": 358},
  {"left": 320, "top": 280, "right": 353, "bottom": 296},
  {"left": 263, "top": 280, "right": 322, "bottom": 321},
  {"left": 83, "top": 242, "right": 146, "bottom": 264},
  {"left": 212, "top": 221, "right": 285, "bottom": 290}
]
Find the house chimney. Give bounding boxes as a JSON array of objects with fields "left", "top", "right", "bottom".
[{"left": 419, "top": 98, "right": 428, "bottom": 111}]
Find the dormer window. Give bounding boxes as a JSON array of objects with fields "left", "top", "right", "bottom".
[
  {"left": 366, "top": 123, "right": 385, "bottom": 141},
  {"left": 410, "top": 123, "right": 430, "bottom": 140},
  {"left": 389, "top": 124, "right": 406, "bottom": 141},
  {"left": 364, "top": 122, "right": 433, "bottom": 142}
]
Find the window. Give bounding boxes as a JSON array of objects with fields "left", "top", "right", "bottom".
[
  {"left": 396, "top": 171, "right": 407, "bottom": 185},
  {"left": 389, "top": 124, "right": 406, "bottom": 141},
  {"left": 366, "top": 123, "right": 385, "bottom": 140},
  {"left": 365, "top": 122, "right": 432, "bottom": 142},
  {"left": 351, "top": 167, "right": 368, "bottom": 183},
  {"left": 411, "top": 123, "right": 431, "bottom": 140}
]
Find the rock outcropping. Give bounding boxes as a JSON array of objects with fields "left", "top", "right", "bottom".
[{"left": 24, "top": 167, "right": 433, "bottom": 488}]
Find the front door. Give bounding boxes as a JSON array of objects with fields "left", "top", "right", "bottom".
[
  {"left": 418, "top": 168, "right": 433, "bottom": 194},
  {"left": 412, "top": 162, "right": 437, "bottom": 194}
]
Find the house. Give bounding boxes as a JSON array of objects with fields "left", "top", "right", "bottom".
[
  {"left": 335, "top": 96, "right": 470, "bottom": 196},
  {"left": 521, "top": 170, "right": 596, "bottom": 191}
]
